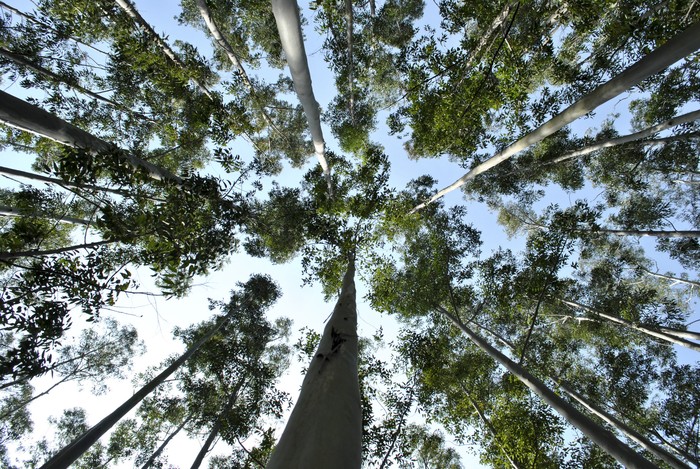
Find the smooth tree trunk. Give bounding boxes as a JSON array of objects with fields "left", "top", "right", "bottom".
[
  {"left": 0, "top": 165, "right": 136, "bottom": 198},
  {"left": 558, "top": 381, "right": 692, "bottom": 469},
  {"left": 640, "top": 268, "right": 700, "bottom": 291},
  {"left": 189, "top": 378, "right": 246, "bottom": 469},
  {"left": 0, "top": 91, "right": 182, "bottom": 185},
  {"left": 39, "top": 313, "right": 234, "bottom": 469},
  {"left": 140, "top": 414, "right": 194, "bottom": 469},
  {"left": 462, "top": 2, "right": 516, "bottom": 73},
  {"left": 271, "top": 0, "right": 332, "bottom": 195},
  {"left": 114, "top": 0, "right": 213, "bottom": 99},
  {"left": 412, "top": 21, "right": 700, "bottom": 212},
  {"left": 438, "top": 308, "right": 657, "bottom": 469},
  {"left": 266, "top": 258, "right": 361, "bottom": 469},
  {"left": 461, "top": 384, "right": 521, "bottom": 469},
  {"left": 194, "top": 0, "right": 279, "bottom": 134},
  {"left": 591, "top": 228, "right": 700, "bottom": 238},
  {"left": 0, "top": 239, "right": 113, "bottom": 261},
  {"left": 0, "top": 47, "right": 149, "bottom": 120},
  {"left": 550, "top": 109, "right": 700, "bottom": 164},
  {"left": 0, "top": 205, "right": 92, "bottom": 226},
  {"left": 345, "top": 0, "right": 355, "bottom": 122},
  {"left": 559, "top": 298, "right": 700, "bottom": 353}
]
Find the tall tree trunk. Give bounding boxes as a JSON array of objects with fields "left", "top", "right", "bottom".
[
  {"left": 460, "top": 384, "right": 521, "bottom": 469},
  {"left": 271, "top": 0, "right": 332, "bottom": 196},
  {"left": 558, "top": 381, "right": 692, "bottom": 469},
  {"left": 0, "top": 205, "right": 92, "bottom": 226},
  {"left": 0, "top": 91, "right": 182, "bottom": 185},
  {"left": 640, "top": 267, "right": 700, "bottom": 290},
  {"left": 140, "top": 414, "right": 194, "bottom": 469},
  {"left": 558, "top": 298, "right": 700, "bottom": 353},
  {"left": 193, "top": 0, "right": 279, "bottom": 135},
  {"left": 412, "top": 21, "right": 700, "bottom": 211},
  {"left": 39, "top": 313, "right": 234, "bottom": 469},
  {"left": 0, "top": 239, "right": 114, "bottom": 261},
  {"left": 266, "top": 258, "right": 361, "bottom": 469},
  {"left": 345, "top": 0, "right": 355, "bottom": 123},
  {"left": 438, "top": 307, "right": 657, "bottom": 469},
  {"left": 592, "top": 229, "right": 700, "bottom": 238},
  {"left": 0, "top": 165, "right": 136, "bottom": 198},
  {"left": 0, "top": 47, "right": 149, "bottom": 120},
  {"left": 189, "top": 377, "right": 246, "bottom": 469},
  {"left": 550, "top": 109, "right": 700, "bottom": 164},
  {"left": 113, "top": 0, "right": 214, "bottom": 99}
]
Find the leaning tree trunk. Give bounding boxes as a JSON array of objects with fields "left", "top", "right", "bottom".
[
  {"left": 550, "top": 109, "right": 700, "bottom": 164},
  {"left": 557, "top": 381, "right": 692, "bottom": 469},
  {"left": 140, "top": 414, "right": 194, "bottom": 469},
  {"left": 438, "top": 308, "right": 657, "bottom": 469},
  {"left": 38, "top": 313, "right": 234, "bottom": 469},
  {"left": 412, "top": 21, "right": 700, "bottom": 211},
  {"left": 114, "top": 0, "right": 213, "bottom": 99},
  {"left": 266, "top": 257, "right": 361, "bottom": 469},
  {"left": 189, "top": 377, "right": 246, "bottom": 469},
  {"left": 271, "top": 0, "right": 332, "bottom": 195},
  {"left": 0, "top": 91, "right": 182, "bottom": 185},
  {"left": 0, "top": 47, "right": 148, "bottom": 120},
  {"left": 558, "top": 298, "right": 700, "bottom": 353}
]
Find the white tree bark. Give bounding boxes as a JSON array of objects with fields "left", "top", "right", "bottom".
[
  {"left": 0, "top": 90, "right": 182, "bottom": 186},
  {"left": 438, "top": 308, "right": 658, "bottom": 469},
  {"left": 412, "top": 21, "right": 700, "bottom": 212},
  {"left": 550, "top": 109, "right": 700, "bottom": 164},
  {"left": 558, "top": 381, "right": 693, "bottom": 469},
  {"left": 559, "top": 298, "right": 700, "bottom": 353},
  {"left": 114, "top": 0, "right": 214, "bottom": 99},
  {"left": 271, "top": 0, "right": 332, "bottom": 194},
  {"left": 266, "top": 259, "right": 361, "bottom": 469}
]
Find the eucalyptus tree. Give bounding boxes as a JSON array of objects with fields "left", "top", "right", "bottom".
[{"left": 36, "top": 274, "right": 283, "bottom": 469}]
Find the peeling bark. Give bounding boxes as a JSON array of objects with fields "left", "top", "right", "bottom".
[{"left": 266, "top": 259, "right": 361, "bottom": 469}]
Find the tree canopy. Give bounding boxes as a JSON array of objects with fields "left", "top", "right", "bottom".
[{"left": 0, "top": 0, "right": 699, "bottom": 467}]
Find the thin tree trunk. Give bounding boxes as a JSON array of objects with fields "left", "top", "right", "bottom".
[
  {"left": 436, "top": 305, "right": 516, "bottom": 350},
  {"left": 113, "top": 0, "right": 214, "bottom": 99},
  {"left": 462, "top": 2, "right": 515, "bottom": 73},
  {"left": 0, "top": 239, "right": 113, "bottom": 261},
  {"left": 558, "top": 298, "right": 700, "bottom": 353},
  {"left": 194, "top": 0, "right": 279, "bottom": 134},
  {"left": 0, "top": 90, "right": 182, "bottom": 185},
  {"left": 140, "top": 414, "right": 194, "bottom": 469},
  {"left": 640, "top": 268, "right": 700, "bottom": 290},
  {"left": 0, "top": 205, "right": 92, "bottom": 226},
  {"left": 412, "top": 21, "right": 700, "bottom": 212},
  {"left": 0, "top": 1, "right": 109, "bottom": 55},
  {"left": 0, "top": 47, "right": 150, "bottom": 120},
  {"left": 368, "top": 0, "right": 375, "bottom": 16},
  {"left": 550, "top": 109, "right": 700, "bottom": 164},
  {"left": 190, "top": 377, "right": 246, "bottom": 469},
  {"left": 0, "top": 165, "right": 136, "bottom": 198},
  {"left": 461, "top": 385, "right": 521, "bottom": 469},
  {"left": 39, "top": 312, "right": 234, "bottom": 469},
  {"left": 345, "top": 0, "right": 355, "bottom": 123},
  {"left": 0, "top": 375, "right": 70, "bottom": 420},
  {"left": 592, "top": 229, "right": 700, "bottom": 238},
  {"left": 438, "top": 307, "right": 657, "bottom": 469},
  {"left": 271, "top": 0, "right": 332, "bottom": 196},
  {"left": 558, "top": 381, "right": 692, "bottom": 469},
  {"left": 266, "top": 257, "right": 361, "bottom": 469}
]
